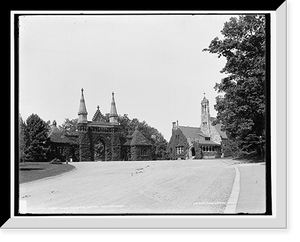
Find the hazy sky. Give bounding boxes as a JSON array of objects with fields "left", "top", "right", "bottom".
[{"left": 19, "top": 14, "right": 233, "bottom": 140}]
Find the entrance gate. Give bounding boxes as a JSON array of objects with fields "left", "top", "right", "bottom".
[{"left": 78, "top": 124, "right": 121, "bottom": 162}]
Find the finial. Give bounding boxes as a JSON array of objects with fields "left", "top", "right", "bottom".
[
  {"left": 97, "top": 105, "right": 99, "bottom": 110},
  {"left": 112, "top": 91, "right": 114, "bottom": 96},
  {"left": 52, "top": 120, "right": 57, "bottom": 126},
  {"left": 81, "top": 88, "right": 84, "bottom": 94},
  {"left": 204, "top": 92, "right": 206, "bottom": 96}
]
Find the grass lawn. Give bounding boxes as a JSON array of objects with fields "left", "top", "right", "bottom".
[{"left": 19, "top": 162, "right": 75, "bottom": 184}]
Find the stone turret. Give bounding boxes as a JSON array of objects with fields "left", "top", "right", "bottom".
[
  {"left": 78, "top": 88, "right": 88, "bottom": 124},
  {"left": 200, "top": 93, "right": 211, "bottom": 136}
]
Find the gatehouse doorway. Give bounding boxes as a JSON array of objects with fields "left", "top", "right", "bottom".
[{"left": 94, "top": 139, "right": 105, "bottom": 161}]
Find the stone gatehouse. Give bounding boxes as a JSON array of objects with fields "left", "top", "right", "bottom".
[
  {"left": 76, "top": 88, "right": 152, "bottom": 161},
  {"left": 77, "top": 89, "right": 122, "bottom": 161},
  {"left": 46, "top": 89, "right": 153, "bottom": 162}
]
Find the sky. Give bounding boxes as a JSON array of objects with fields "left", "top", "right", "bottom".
[{"left": 19, "top": 14, "right": 233, "bottom": 140}]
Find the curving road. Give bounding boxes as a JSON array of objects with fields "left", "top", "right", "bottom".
[{"left": 19, "top": 159, "right": 265, "bottom": 214}]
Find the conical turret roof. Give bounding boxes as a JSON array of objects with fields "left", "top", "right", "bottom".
[
  {"left": 109, "top": 92, "right": 118, "bottom": 117},
  {"left": 78, "top": 88, "right": 88, "bottom": 115},
  {"left": 201, "top": 93, "right": 209, "bottom": 104}
]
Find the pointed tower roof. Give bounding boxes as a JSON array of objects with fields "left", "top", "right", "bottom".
[
  {"left": 130, "top": 127, "right": 152, "bottom": 146},
  {"left": 201, "top": 93, "right": 209, "bottom": 104},
  {"left": 109, "top": 92, "right": 118, "bottom": 118},
  {"left": 78, "top": 88, "right": 88, "bottom": 115},
  {"left": 48, "top": 120, "right": 60, "bottom": 135},
  {"left": 48, "top": 120, "right": 74, "bottom": 144}
]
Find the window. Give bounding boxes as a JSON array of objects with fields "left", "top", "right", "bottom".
[
  {"left": 176, "top": 147, "right": 184, "bottom": 155},
  {"left": 141, "top": 148, "right": 147, "bottom": 156}
]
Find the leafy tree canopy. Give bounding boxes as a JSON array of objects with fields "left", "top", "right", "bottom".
[
  {"left": 24, "top": 114, "right": 49, "bottom": 162},
  {"left": 203, "top": 15, "right": 266, "bottom": 155},
  {"left": 59, "top": 118, "right": 78, "bottom": 133}
]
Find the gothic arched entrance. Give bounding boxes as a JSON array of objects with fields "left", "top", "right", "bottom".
[
  {"left": 78, "top": 124, "right": 121, "bottom": 162},
  {"left": 94, "top": 139, "right": 106, "bottom": 161}
]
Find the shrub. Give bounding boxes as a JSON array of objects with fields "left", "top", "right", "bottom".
[{"left": 50, "top": 158, "right": 63, "bottom": 164}]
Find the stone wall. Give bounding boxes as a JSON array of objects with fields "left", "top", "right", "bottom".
[
  {"left": 131, "top": 146, "right": 138, "bottom": 161},
  {"left": 208, "top": 124, "right": 222, "bottom": 144},
  {"left": 78, "top": 130, "right": 93, "bottom": 161},
  {"left": 110, "top": 131, "right": 121, "bottom": 161},
  {"left": 130, "top": 145, "right": 152, "bottom": 161}
]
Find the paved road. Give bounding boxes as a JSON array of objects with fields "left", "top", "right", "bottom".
[{"left": 19, "top": 159, "right": 265, "bottom": 214}]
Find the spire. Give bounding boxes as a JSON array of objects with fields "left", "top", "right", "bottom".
[
  {"left": 78, "top": 88, "right": 88, "bottom": 124},
  {"left": 201, "top": 92, "right": 209, "bottom": 104},
  {"left": 109, "top": 92, "right": 119, "bottom": 125}
]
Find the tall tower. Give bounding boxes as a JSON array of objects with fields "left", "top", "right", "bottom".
[
  {"left": 109, "top": 92, "right": 119, "bottom": 125},
  {"left": 200, "top": 93, "right": 211, "bottom": 135},
  {"left": 78, "top": 88, "right": 88, "bottom": 124}
]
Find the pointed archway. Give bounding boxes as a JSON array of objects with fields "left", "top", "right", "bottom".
[
  {"left": 94, "top": 139, "right": 106, "bottom": 161},
  {"left": 191, "top": 147, "right": 196, "bottom": 156}
]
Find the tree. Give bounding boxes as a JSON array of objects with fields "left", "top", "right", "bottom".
[
  {"left": 203, "top": 15, "right": 266, "bottom": 156},
  {"left": 58, "top": 118, "right": 78, "bottom": 133},
  {"left": 137, "top": 120, "right": 168, "bottom": 160},
  {"left": 24, "top": 114, "right": 49, "bottom": 162},
  {"left": 19, "top": 114, "right": 27, "bottom": 162},
  {"left": 118, "top": 114, "right": 168, "bottom": 160}
]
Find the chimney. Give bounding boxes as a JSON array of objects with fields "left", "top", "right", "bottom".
[{"left": 172, "top": 122, "right": 176, "bottom": 129}]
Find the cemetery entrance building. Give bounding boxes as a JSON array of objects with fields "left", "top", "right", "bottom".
[{"left": 77, "top": 89, "right": 122, "bottom": 161}]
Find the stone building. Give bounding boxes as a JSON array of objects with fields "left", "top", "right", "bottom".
[
  {"left": 77, "top": 88, "right": 122, "bottom": 161},
  {"left": 46, "top": 89, "right": 154, "bottom": 162},
  {"left": 167, "top": 94, "right": 227, "bottom": 160},
  {"left": 45, "top": 120, "right": 78, "bottom": 162},
  {"left": 76, "top": 88, "right": 153, "bottom": 161},
  {"left": 123, "top": 126, "right": 153, "bottom": 161}
]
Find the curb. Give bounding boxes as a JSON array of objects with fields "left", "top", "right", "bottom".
[{"left": 223, "top": 165, "right": 241, "bottom": 214}]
